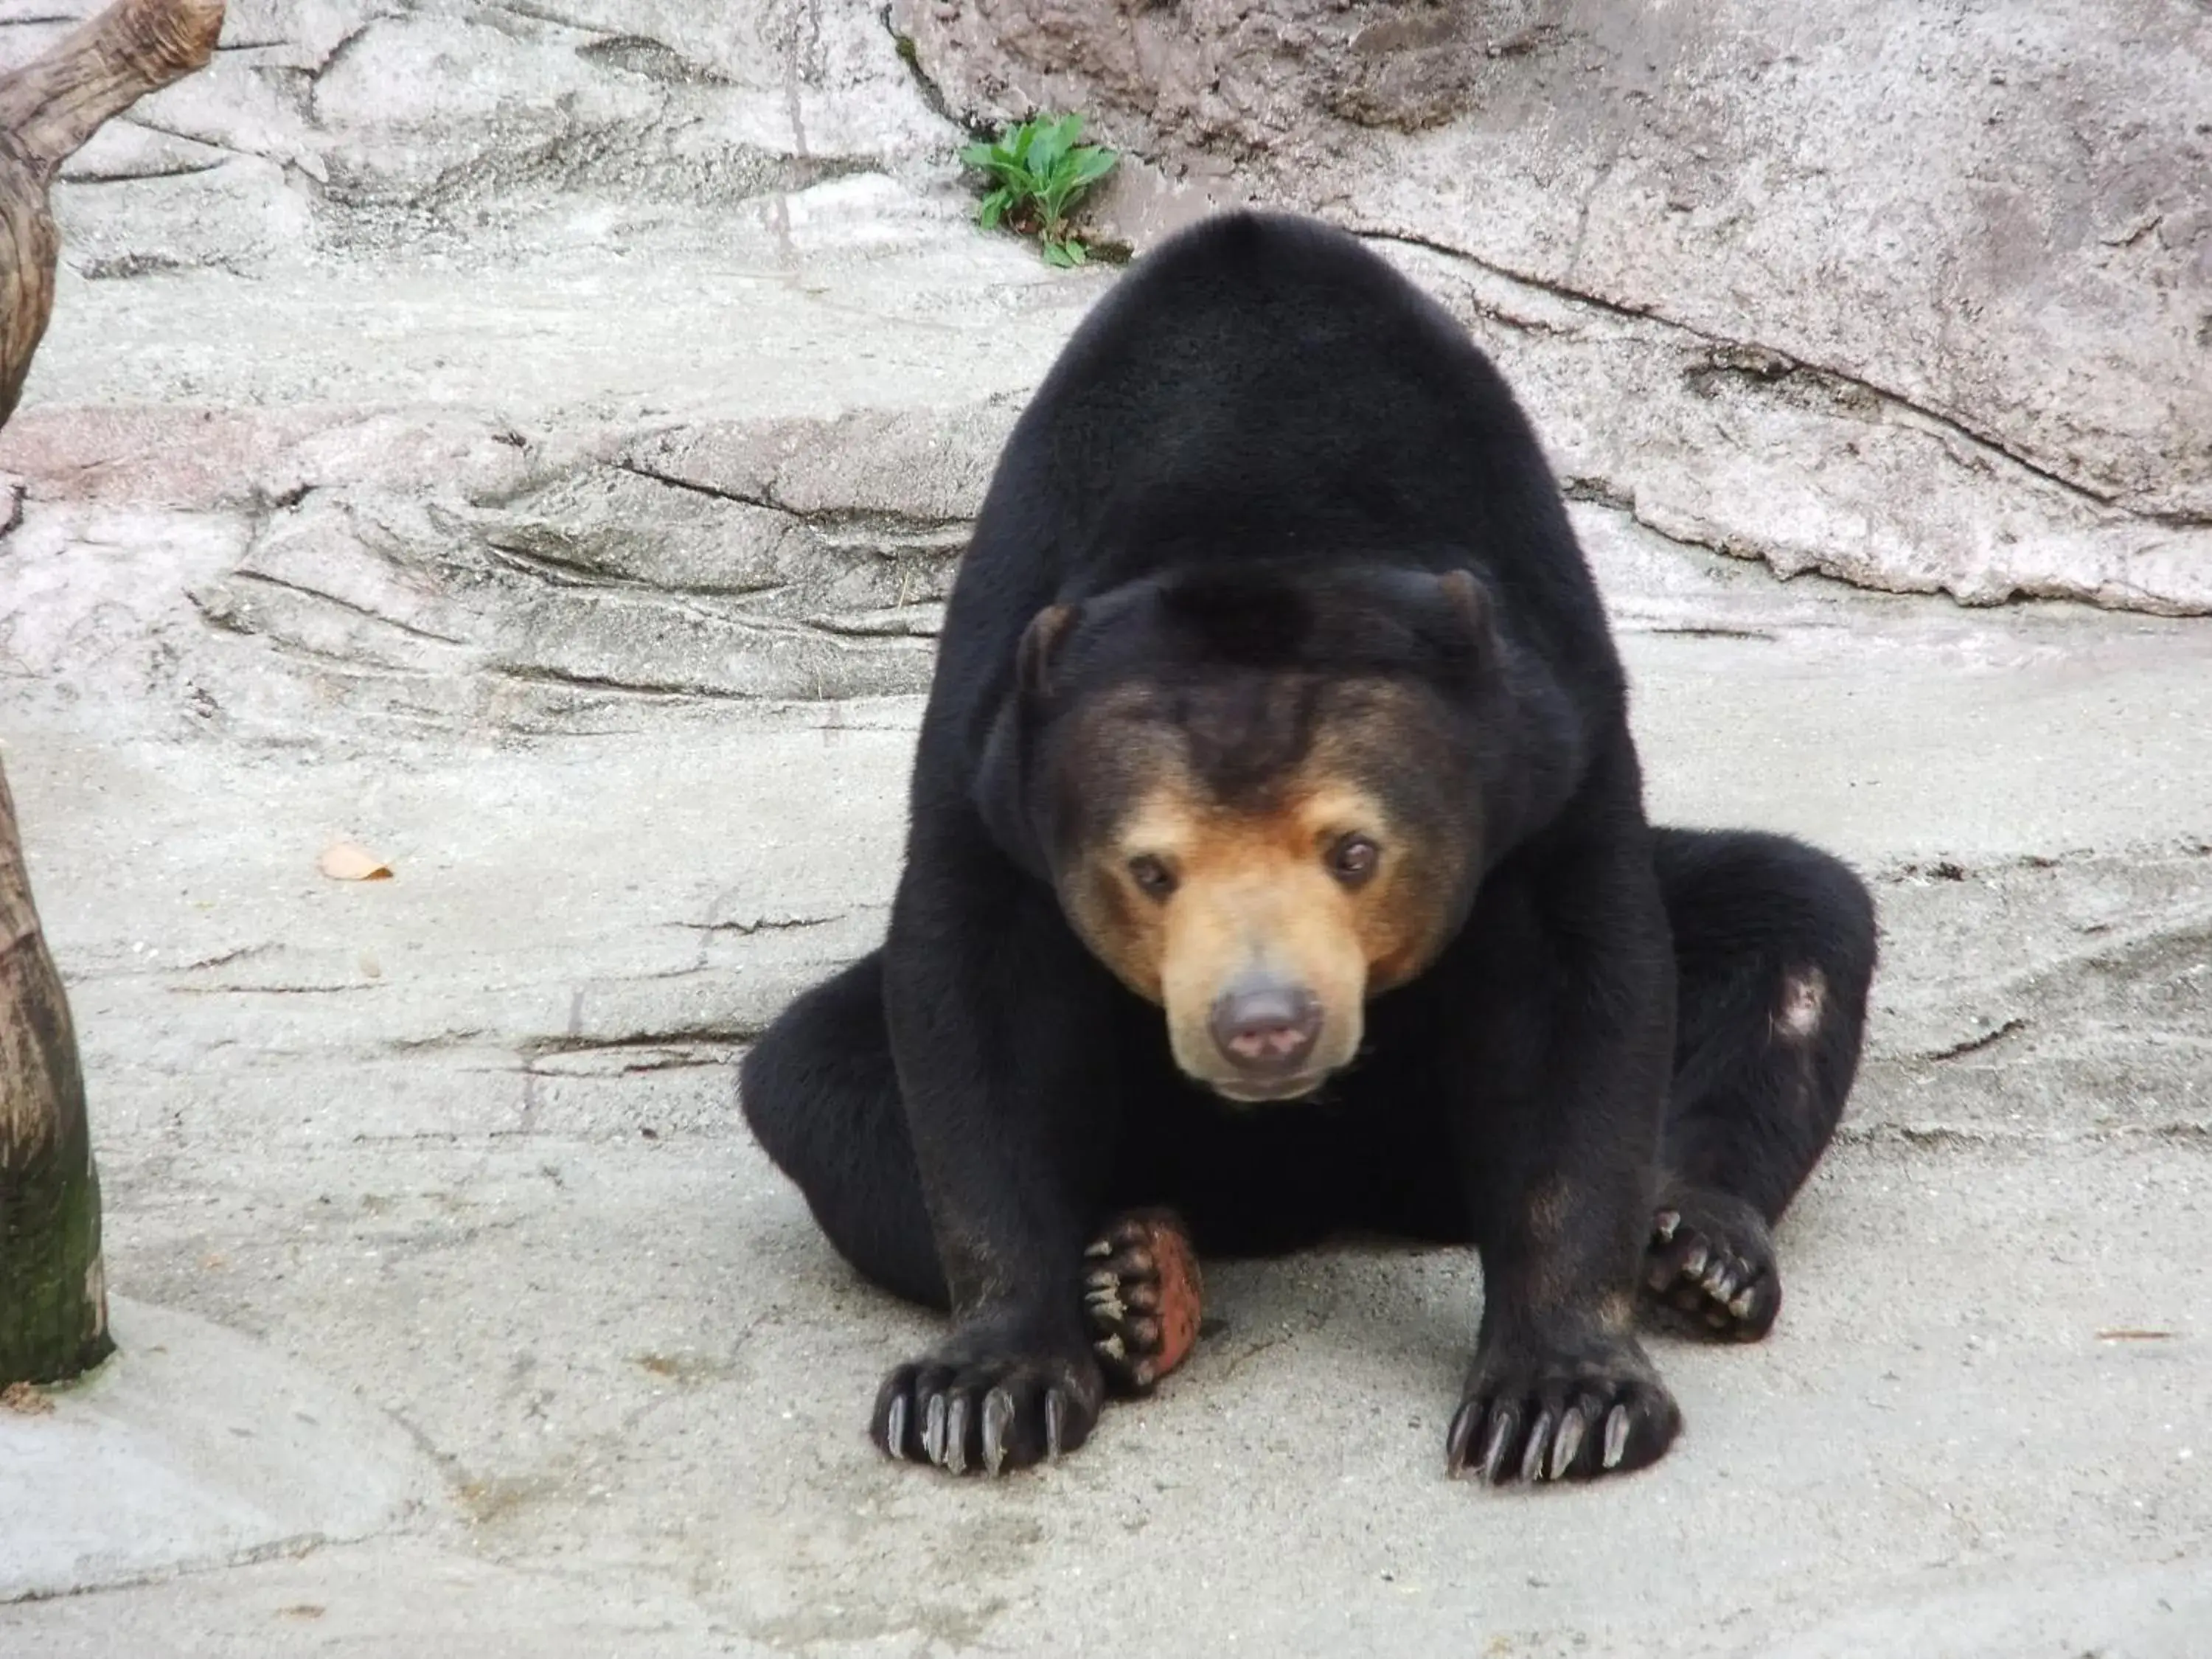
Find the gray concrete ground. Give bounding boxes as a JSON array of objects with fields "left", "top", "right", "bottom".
[
  {"left": 4, "top": 515, "right": 2209, "bottom": 1656},
  {"left": 2, "top": 4, "right": 2211, "bottom": 1653}
]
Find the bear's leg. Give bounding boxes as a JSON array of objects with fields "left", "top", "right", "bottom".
[
  {"left": 1646, "top": 828, "right": 1877, "bottom": 1341},
  {"left": 740, "top": 950, "right": 948, "bottom": 1308},
  {"left": 742, "top": 953, "right": 1206, "bottom": 1396},
  {"left": 1441, "top": 802, "right": 1686, "bottom": 1486}
]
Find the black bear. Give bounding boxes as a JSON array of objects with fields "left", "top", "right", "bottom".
[{"left": 742, "top": 212, "right": 1875, "bottom": 1484}]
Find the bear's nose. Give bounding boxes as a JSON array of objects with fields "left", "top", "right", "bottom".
[{"left": 1209, "top": 976, "right": 1322, "bottom": 1077}]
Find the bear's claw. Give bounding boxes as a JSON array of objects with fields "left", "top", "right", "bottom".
[
  {"left": 871, "top": 1211, "right": 1203, "bottom": 1476},
  {"left": 1641, "top": 1186, "right": 1782, "bottom": 1342},
  {"left": 1447, "top": 1352, "right": 1679, "bottom": 1486},
  {"left": 874, "top": 1351, "right": 1100, "bottom": 1477}
]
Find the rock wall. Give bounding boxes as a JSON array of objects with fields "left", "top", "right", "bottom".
[
  {"left": 4, "top": 0, "right": 2206, "bottom": 740},
  {"left": 894, "top": 0, "right": 2212, "bottom": 612},
  {"left": 0, "top": 392, "right": 1026, "bottom": 737},
  {"left": 0, "top": 0, "right": 1099, "bottom": 738},
  {"left": 41, "top": 0, "right": 949, "bottom": 273}
]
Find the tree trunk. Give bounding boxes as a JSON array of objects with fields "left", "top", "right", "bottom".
[
  {"left": 0, "top": 765, "right": 111, "bottom": 1383},
  {"left": 0, "top": 0, "right": 225, "bottom": 1386}
]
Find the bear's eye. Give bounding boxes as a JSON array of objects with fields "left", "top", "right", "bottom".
[
  {"left": 1328, "top": 834, "right": 1381, "bottom": 887},
  {"left": 1127, "top": 855, "right": 1178, "bottom": 901}
]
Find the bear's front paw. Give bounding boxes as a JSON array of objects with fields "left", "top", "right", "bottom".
[
  {"left": 872, "top": 1346, "right": 1103, "bottom": 1477},
  {"left": 1445, "top": 1341, "right": 1680, "bottom": 1486}
]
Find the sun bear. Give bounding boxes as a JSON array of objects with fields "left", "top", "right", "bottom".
[{"left": 740, "top": 211, "right": 1876, "bottom": 1484}]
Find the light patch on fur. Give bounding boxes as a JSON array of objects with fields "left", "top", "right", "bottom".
[
  {"left": 1523, "top": 1259, "right": 1574, "bottom": 1312},
  {"left": 1773, "top": 966, "right": 1828, "bottom": 1043},
  {"left": 1526, "top": 1176, "right": 1573, "bottom": 1242},
  {"left": 939, "top": 1226, "right": 1015, "bottom": 1309}
]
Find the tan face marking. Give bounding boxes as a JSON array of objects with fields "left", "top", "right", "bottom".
[{"left": 1061, "top": 760, "right": 1450, "bottom": 1102}]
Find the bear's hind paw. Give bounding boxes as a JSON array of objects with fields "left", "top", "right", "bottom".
[{"left": 1642, "top": 1188, "right": 1782, "bottom": 1342}]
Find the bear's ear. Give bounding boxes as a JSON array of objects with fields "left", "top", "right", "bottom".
[
  {"left": 1437, "top": 568, "right": 1485, "bottom": 630},
  {"left": 1428, "top": 568, "right": 1496, "bottom": 670},
  {"left": 1014, "top": 602, "right": 1079, "bottom": 701},
  {"left": 972, "top": 603, "right": 1080, "bottom": 880}
]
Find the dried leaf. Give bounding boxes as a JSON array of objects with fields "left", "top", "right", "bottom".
[
  {"left": 319, "top": 844, "right": 393, "bottom": 882},
  {"left": 1, "top": 1381, "right": 54, "bottom": 1416}
]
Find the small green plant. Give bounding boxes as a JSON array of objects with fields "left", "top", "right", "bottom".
[{"left": 960, "top": 114, "right": 1119, "bottom": 267}]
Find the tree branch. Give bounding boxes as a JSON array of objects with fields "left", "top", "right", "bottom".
[{"left": 0, "top": 0, "right": 224, "bottom": 178}]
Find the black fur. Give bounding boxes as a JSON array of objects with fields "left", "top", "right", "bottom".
[{"left": 741, "top": 213, "right": 1877, "bottom": 1481}]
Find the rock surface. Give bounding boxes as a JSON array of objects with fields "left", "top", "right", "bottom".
[
  {"left": 0, "top": 1, "right": 2209, "bottom": 1655},
  {"left": 894, "top": 0, "right": 2212, "bottom": 613},
  {"left": 5, "top": 583, "right": 2212, "bottom": 1658},
  {"left": 0, "top": 1297, "right": 437, "bottom": 1601}
]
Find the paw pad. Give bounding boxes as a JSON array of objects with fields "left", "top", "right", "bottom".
[{"left": 1082, "top": 1208, "right": 1204, "bottom": 1394}]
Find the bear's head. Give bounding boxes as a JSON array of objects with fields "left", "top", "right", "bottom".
[{"left": 978, "top": 561, "right": 1537, "bottom": 1104}]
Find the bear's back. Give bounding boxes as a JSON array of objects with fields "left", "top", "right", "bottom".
[
  {"left": 932, "top": 212, "right": 1617, "bottom": 775},
  {"left": 1030, "top": 215, "right": 1531, "bottom": 553}
]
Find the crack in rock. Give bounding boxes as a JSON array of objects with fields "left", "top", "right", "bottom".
[
  {"left": 604, "top": 459, "right": 971, "bottom": 540},
  {"left": 682, "top": 915, "right": 838, "bottom": 937},
  {"left": 577, "top": 34, "right": 734, "bottom": 88},
  {"left": 231, "top": 570, "right": 475, "bottom": 647},
  {"left": 170, "top": 983, "right": 380, "bottom": 998},
  {"left": 61, "top": 161, "right": 229, "bottom": 185},
  {"left": 1360, "top": 228, "right": 2188, "bottom": 525},
  {"left": 1924, "top": 1018, "right": 2032, "bottom": 1063},
  {"left": 520, "top": 1027, "right": 766, "bottom": 1060}
]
